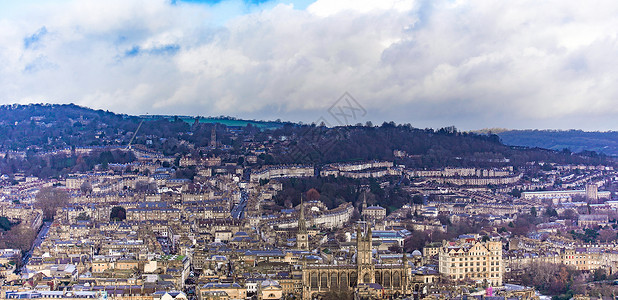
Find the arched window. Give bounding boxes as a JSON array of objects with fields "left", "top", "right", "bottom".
[
  {"left": 321, "top": 273, "right": 329, "bottom": 288},
  {"left": 350, "top": 272, "right": 358, "bottom": 287},
  {"left": 393, "top": 272, "right": 401, "bottom": 287},
  {"left": 311, "top": 272, "right": 318, "bottom": 289},
  {"left": 384, "top": 272, "right": 391, "bottom": 287},
  {"left": 340, "top": 273, "right": 348, "bottom": 288},
  {"left": 331, "top": 273, "right": 338, "bottom": 289},
  {"left": 363, "top": 272, "right": 371, "bottom": 283}
]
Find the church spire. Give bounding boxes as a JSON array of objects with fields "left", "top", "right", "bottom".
[
  {"left": 297, "top": 194, "right": 309, "bottom": 250},
  {"left": 299, "top": 194, "right": 307, "bottom": 233},
  {"left": 362, "top": 192, "right": 368, "bottom": 213}
]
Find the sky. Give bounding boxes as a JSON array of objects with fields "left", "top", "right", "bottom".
[{"left": 0, "top": 0, "right": 617, "bottom": 131}]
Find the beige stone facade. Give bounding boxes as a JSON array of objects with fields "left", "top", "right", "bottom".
[{"left": 438, "top": 238, "right": 503, "bottom": 286}]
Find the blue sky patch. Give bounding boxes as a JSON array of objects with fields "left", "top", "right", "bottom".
[
  {"left": 124, "top": 44, "right": 181, "bottom": 57},
  {"left": 150, "top": 44, "right": 181, "bottom": 55},
  {"left": 23, "top": 55, "right": 56, "bottom": 73},
  {"left": 125, "top": 46, "right": 141, "bottom": 57},
  {"left": 176, "top": 0, "right": 272, "bottom": 4},
  {"left": 24, "top": 26, "right": 48, "bottom": 49}
]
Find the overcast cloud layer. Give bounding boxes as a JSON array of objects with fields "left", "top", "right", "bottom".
[{"left": 1, "top": 0, "right": 617, "bottom": 130}]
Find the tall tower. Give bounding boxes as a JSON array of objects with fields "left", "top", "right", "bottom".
[
  {"left": 402, "top": 251, "right": 409, "bottom": 294},
  {"left": 297, "top": 196, "right": 309, "bottom": 251},
  {"left": 361, "top": 192, "right": 368, "bottom": 213},
  {"left": 356, "top": 223, "right": 374, "bottom": 284},
  {"left": 210, "top": 125, "right": 217, "bottom": 148},
  {"left": 586, "top": 183, "right": 598, "bottom": 202}
]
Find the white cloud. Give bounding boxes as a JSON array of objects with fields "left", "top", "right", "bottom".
[
  {"left": 307, "top": 0, "right": 416, "bottom": 17},
  {"left": 0, "top": 0, "right": 617, "bottom": 130}
]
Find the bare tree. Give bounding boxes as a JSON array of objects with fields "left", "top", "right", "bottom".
[
  {"left": 307, "top": 188, "right": 320, "bottom": 201},
  {"left": 599, "top": 228, "right": 616, "bottom": 243},
  {"left": 1, "top": 223, "right": 36, "bottom": 253},
  {"left": 518, "top": 262, "right": 578, "bottom": 295},
  {"left": 35, "top": 187, "right": 69, "bottom": 220},
  {"left": 560, "top": 209, "right": 578, "bottom": 220},
  {"left": 80, "top": 181, "right": 93, "bottom": 194}
]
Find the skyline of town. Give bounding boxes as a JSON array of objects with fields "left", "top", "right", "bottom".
[
  {"left": 1, "top": 1, "right": 618, "bottom": 299},
  {"left": 0, "top": 105, "right": 617, "bottom": 299}
]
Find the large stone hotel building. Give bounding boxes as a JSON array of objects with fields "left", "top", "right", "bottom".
[{"left": 438, "top": 236, "right": 503, "bottom": 286}]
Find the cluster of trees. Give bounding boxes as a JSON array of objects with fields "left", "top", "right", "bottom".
[
  {"left": 496, "top": 205, "right": 618, "bottom": 244},
  {"left": 0, "top": 105, "right": 210, "bottom": 165},
  {"left": 264, "top": 123, "right": 611, "bottom": 168},
  {"left": 570, "top": 229, "right": 600, "bottom": 243},
  {"left": 0, "top": 216, "right": 16, "bottom": 231},
  {"left": 0, "top": 104, "right": 141, "bottom": 151},
  {"left": 0, "top": 223, "right": 36, "bottom": 253},
  {"left": 511, "top": 262, "right": 618, "bottom": 299},
  {"left": 0, "top": 187, "right": 69, "bottom": 255},
  {"left": 110, "top": 206, "right": 127, "bottom": 222},
  {"left": 0, "top": 149, "right": 136, "bottom": 179},
  {"left": 0, "top": 104, "right": 613, "bottom": 180},
  {"left": 403, "top": 218, "right": 485, "bottom": 251},
  {"left": 35, "top": 187, "right": 69, "bottom": 221},
  {"left": 0, "top": 104, "right": 284, "bottom": 155},
  {"left": 175, "top": 166, "right": 197, "bottom": 180},
  {"left": 0, "top": 105, "right": 250, "bottom": 175},
  {"left": 273, "top": 177, "right": 360, "bottom": 209},
  {"left": 272, "top": 176, "right": 413, "bottom": 212},
  {"left": 516, "top": 262, "right": 579, "bottom": 298}
]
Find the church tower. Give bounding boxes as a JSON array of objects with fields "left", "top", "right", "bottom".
[
  {"left": 297, "top": 195, "right": 309, "bottom": 251},
  {"left": 210, "top": 125, "right": 217, "bottom": 148},
  {"left": 586, "top": 183, "right": 598, "bottom": 202},
  {"left": 356, "top": 223, "right": 374, "bottom": 284}
]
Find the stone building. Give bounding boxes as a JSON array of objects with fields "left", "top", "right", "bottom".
[
  {"left": 301, "top": 224, "right": 432, "bottom": 299},
  {"left": 438, "top": 236, "right": 503, "bottom": 286}
]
